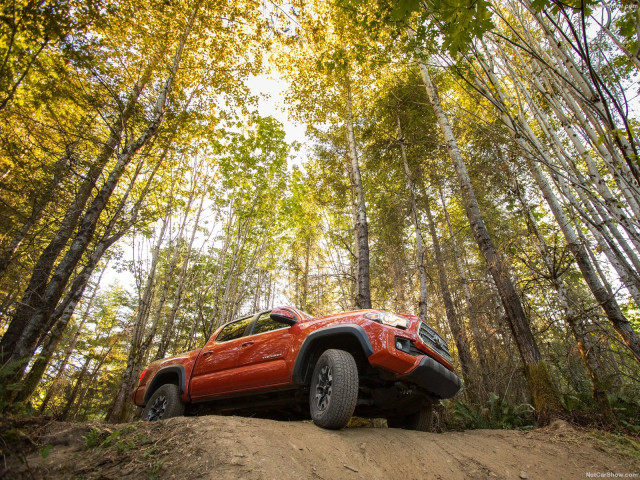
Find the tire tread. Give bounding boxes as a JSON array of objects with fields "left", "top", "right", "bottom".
[
  {"left": 142, "top": 383, "right": 185, "bottom": 421},
  {"left": 309, "top": 349, "right": 358, "bottom": 429}
]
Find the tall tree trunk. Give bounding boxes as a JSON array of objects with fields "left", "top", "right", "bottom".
[
  {"left": 514, "top": 181, "right": 617, "bottom": 424},
  {"left": 526, "top": 159, "right": 640, "bottom": 363},
  {"left": 106, "top": 207, "right": 171, "bottom": 423},
  {"left": 439, "top": 186, "right": 491, "bottom": 395},
  {"left": 302, "top": 234, "right": 311, "bottom": 311},
  {"left": 1, "top": 1, "right": 201, "bottom": 383},
  {"left": 0, "top": 69, "right": 151, "bottom": 362},
  {"left": 396, "top": 113, "right": 428, "bottom": 321},
  {"left": 15, "top": 264, "right": 106, "bottom": 404},
  {"left": 0, "top": 150, "right": 68, "bottom": 279},
  {"left": 423, "top": 195, "right": 478, "bottom": 402},
  {"left": 155, "top": 186, "right": 205, "bottom": 360},
  {"left": 416, "top": 56, "right": 564, "bottom": 421},
  {"left": 345, "top": 78, "right": 371, "bottom": 309}
]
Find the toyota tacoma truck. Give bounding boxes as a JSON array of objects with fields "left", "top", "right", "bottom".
[{"left": 131, "top": 307, "right": 461, "bottom": 430}]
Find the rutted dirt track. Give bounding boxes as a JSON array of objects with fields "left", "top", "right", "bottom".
[{"left": 5, "top": 416, "right": 639, "bottom": 479}]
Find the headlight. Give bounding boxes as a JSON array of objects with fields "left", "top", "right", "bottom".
[{"left": 364, "top": 311, "right": 409, "bottom": 329}]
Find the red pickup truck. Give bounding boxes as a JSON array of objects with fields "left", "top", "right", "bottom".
[{"left": 132, "top": 307, "right": 460, "bottom": 430}]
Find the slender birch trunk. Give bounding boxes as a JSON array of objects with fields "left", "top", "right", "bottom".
[
  {"left": 345, "top": 77, "right": 371, "bottom": 309},
  {"left": 416, "top": 54, "right": 564, "bottom": 420},
  {"left": 470, "top": 42, "right": 640, "bottom": 363},
  {"left": 302, "top": 235, "right": 311, "bottom": 311},
  {"left": 105, "top": 208, "right": 171, "bottom": 423},
  {"left": 155, "top": 185, "right": 205, "bottom": 360},
  {"left": 423, "top": 195, "right": 477, "bottom": 401},
  {"left": 396, "top": 113, "right": 428, "bottom": 321},
  {"left": 514, "top": 182, "right": 617, "bottom": 423},
  {"left": 1, "top": 2, "right": 201, "bottom": 383},
  {"left": 439, "top": 186, "right": 491, "bottom": 394}
]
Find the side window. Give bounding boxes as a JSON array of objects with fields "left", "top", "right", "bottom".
[
  {"left": 252, "top": 312, "right": 289, "bottom": 335},
  {"left": 216, "top": 316, "right": 253, "bottom": 342}
]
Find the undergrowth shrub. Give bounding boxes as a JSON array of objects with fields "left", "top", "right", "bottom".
[
  {"left": 0, "top": 357, "right": 33, "bottom": 414},
  {"left": 443, "top": 393, "right": 535, "bottom": 430}
]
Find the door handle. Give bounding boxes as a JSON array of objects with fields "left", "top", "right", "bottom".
[
  {"left": 202, "top": 351, "right": 213, "bottom": 357},
  {"left": 241, "top": 341, "right": 255, "bottom": 347}
]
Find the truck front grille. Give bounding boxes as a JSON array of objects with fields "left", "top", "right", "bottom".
[{"left": 418, "top": 322, "right": 452, "bottom": 364}]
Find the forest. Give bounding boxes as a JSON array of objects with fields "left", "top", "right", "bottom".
[{"left": 0, "top": 0, "right": 639, "bottom": 433}]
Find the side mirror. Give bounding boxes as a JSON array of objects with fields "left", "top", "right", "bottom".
[{"left": 270, "top": 308, "right": 297, "bottom": 326}]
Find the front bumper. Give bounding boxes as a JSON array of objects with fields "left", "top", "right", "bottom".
[{"left": 400, "top": 355, "right": 461, "bottom": 399}]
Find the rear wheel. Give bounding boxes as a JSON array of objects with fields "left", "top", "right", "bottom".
[
  {"left": 142, "top": 384, "right": 185, "bottom": 421},
  {"left": 387, "top": 403, "right": 434, "bottom": 431},
  {"left": 309, "top": 349, "right": 358, "bottom": 429}
]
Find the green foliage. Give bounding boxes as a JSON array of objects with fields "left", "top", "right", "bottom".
[
  {"left": 609, "top": 392, "right": 640, "bottom": 433},
  {"left": 559, "top": 393, "right": 589, "bottom": 413},
  {"left": 340, "top": 0, "right": 494, "bottom": 56},
  {"left": 556, "top": 390, "right": 640, "bottom": 432},
  {"left": 388, "top": 0, "right": 421, "bottom": 21},
  {"left": 586, "top": 430, "right": 640, "bottom": 461},
  {"left": 529, "top": 0, "right": 598, "bottom": 16},
  {"left": 83, "top": 427, "right": 109, "bottom": 449},
  {"left": 0, "top": 0, "right": 104, "bottom": 109},
  {"left": 84, "top": 425, "right": 138, "bottom": 450},
  {"left": 147, "top": 459, "right": 165, "bottom": 480},
  {"left": 447, "top": 399, "right": 489, "bottom": 429},
  {"left": 39, "top": 444, "right": 52, "bottom": 459},
  {"left": 445, "top": 393, "right": 536, "bottom": 430},
  {"left": 0, "top": 356, "right": 33, "bottom": 413},
  {"left": 422, "top": 0, "right": 494, "bottom": 56}
]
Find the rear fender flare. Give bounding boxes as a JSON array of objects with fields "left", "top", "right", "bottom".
[{"left": 144, "top": 365, "right": 187, "bottom": 404}]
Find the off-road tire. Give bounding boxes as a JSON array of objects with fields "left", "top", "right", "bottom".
[
  {"left": 142, "top": 384, "right": 185, "bottom": 421},
  {"left": 309, "top": 349, "right": 358, "bottom": 429},
  {"left": 387, "top": 403, "right": 434, "bottom": 431}
]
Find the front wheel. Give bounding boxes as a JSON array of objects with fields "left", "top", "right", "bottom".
[
  {"left": 309, "top": 349, "right": 359, "bottom": 429},
  {"left": 142, "top": 384, "right": 185, "bottom": 421}
]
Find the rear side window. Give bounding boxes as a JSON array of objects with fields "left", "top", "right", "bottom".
[{"left": 216, "top": 316, "right": 253, "bottom": 342}]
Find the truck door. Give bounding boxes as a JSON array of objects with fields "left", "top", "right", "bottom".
[
  {"left": 233, "top": 311, "right": 295, "bottom": 391},
  {"left": 189, "top": 315, "right": 254, "bottom": 399}
]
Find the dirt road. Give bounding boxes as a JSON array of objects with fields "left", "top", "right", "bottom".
[{"left": 5, "top": 416, "right": 639, "bottom": 479}]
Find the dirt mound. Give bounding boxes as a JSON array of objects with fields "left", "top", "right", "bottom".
[{"left": 3, "top": 415, "right": 639, "bottom": 479}]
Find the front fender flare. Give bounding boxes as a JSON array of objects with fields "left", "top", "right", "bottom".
[{"left": 291, "top": 324, "right": 374, "bottom": 385}]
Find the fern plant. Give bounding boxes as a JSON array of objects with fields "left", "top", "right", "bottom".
[{"left": 444, "top": 393, "right": 535, "bottom": 430}]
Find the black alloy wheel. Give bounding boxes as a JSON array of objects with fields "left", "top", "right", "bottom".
[
  {"left": 145, "top": 394, "right": 167, "bottom": 421},
  {"left": 315, "top": 364, "right": 333, "bottom": 412},
  {"left": 309, "top": 349, "right": 358, "bottom": 429},
  {"left": 142, "top": 383, "right": 185, "bottom": 421}
]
